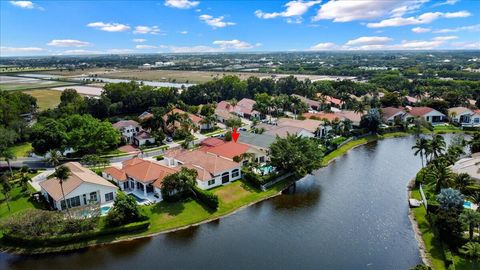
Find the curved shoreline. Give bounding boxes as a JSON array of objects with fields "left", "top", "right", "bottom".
[{"left": 0, "top": 132, "right": 437, "bottom": 255}]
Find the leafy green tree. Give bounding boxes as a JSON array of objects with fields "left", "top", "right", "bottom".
[
  {"left": 269, "top": 134, "right": 323, "bottom": 177},
  {"left": 409, "top": 265, "right": 431, "bottom": 270},
  {"left": 225, "top": 117, "right": 242, "bottom": 129},
  {"left": 106, "top": 192, "right": 143, "bottom": 227},
  {"left": 459, "top": 209, "right": 480, "bottom": 241},
  {"left": 469, "top": 133, "right": 480, "bottom": 153},
  {"left": 0, "top": 175, "right": 12, "bottom": 212},
  {"left": 454, "top": 173, "right": 473, "bottom": 193},
  {"left": 46, "top": 149, "right": 62, "bottom": 167},
  {"left": 53, "top": 165, "right": 71, "bottom": 215},
  {"left": 460, "top": 242, "right": 480, "bottom": 267},
  {"left": 360, "top": 109, "right": 381, "bottom": 133},
  {"left": 1, "top": 149, "right": 15, "bottom": 177},
  {"left": 19, "top": 172, "right": 31, "bottom": 192},
  {"left": 161, "top": 167, "right": 198, "bottom": 198},
  {"left": 30, "top": 118, "right": 68, "bottom": 155}
]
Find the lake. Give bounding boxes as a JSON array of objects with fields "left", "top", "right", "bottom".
[{"left": 2, "top": 135, "right": 445, "bottom": 270}]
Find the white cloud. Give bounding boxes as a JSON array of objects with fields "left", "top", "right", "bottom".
[
  {"left": 0, "top": 46, "right": 44, "bottom": 54},
  {"left": 87, "top": 22, "right": 130, "bottom": 32},
  {"left": 412, "top": 27, "right": 431, "bottom": 33},
  {"left": 345, "top": 36, "right": 393, "bottom": 46},
  {"left": 434, "top": 24, "right": 480, "bottom": 33},
  {"left": 433, "top": 0, "right": 459, "bottom": 7},
  {"left": 309, "top": 42, "right": 338, "bottom": 51},
  {"left": 313, "top": 0, "right": 427, "bottom": 22},
  {"left": 107, "top": 49, "right": 135, "bottom": 54},
  {"left": 63, "top": 49, "right": 103, "bottom": 55},
  {"left": 199, "top": 14, "right": 235, "bottom": 28},
  {"left": 47, "top": 39, "right": 91, "bottom": 47},
  {"left": 255, "top": 1, "right": 321, "bottom": 23},
  {"left": 180, "top": 30, "right": 188, "bottom": 34},
  {"left": 391, "top": 39, "right": 444, "bottom": 50},
  {"left": 169, "top": 45, "right": 220, "bottom": 53},
  {"left": 432, "top": 35, "right": 458, "bottom": 41},
  {"left": 212, "top": 40, "right": 256, "bottom": 50},
  {"left": 164, "top": 0, "right": 199, "bottom": 9},
  {"left": 10, "top": 1, "right": 34, "bottom": 9},
  {"left": 367, "top": 11, "right": 471, "bottom": 28},
  {"left": 451, "top": 41, "right": 480, "bottom": 49},
  {"left": 134, "top": 25, "right": 161, "bottom": 35},
  {"left": 136, "top": 45, "right": 157, "bottom": 49},
  {"left": 132, "top": 38, "right": 147, "bottom": 43}
]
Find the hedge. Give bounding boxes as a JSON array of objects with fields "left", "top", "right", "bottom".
[
  {"left": 2, "top": 220, "right": 150, "bottom": 247},
  {"left": 193, "top": 186, "right": 219, "bottom": 210}
]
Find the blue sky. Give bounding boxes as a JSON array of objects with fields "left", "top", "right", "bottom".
[{"left": 1, "top": 0, "right": 479, "bottom": 56}]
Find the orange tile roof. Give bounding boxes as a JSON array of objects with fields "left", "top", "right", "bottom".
[
  {"left": 40, "top": 162, "right": 117, "bottom": 201},
  {"left": 167, "top": 108, "right": 203, "bottom": 124},
  {"left": 201, "top": 137, "right": 226, "bottom": 147},
  {"left": 104, "top": 167, "right": 127, "bottom": 181},
  {"left": 122, "top": 159, "right": 179, "bottom": 186},
  {"left": 172, "top": 149, "right": 240, "bottom": 176},
  {"left": 303, "top": 112, "right": 343, "bottom": 122},
  {"left": 277, "top": 118, "right": 322, "bottom": 133},
  {"left": 203, "top": 141, "right": 250, "bottom": 159},
  {"left": 408, "top": 106, "right": 435, "bottom": 117}
]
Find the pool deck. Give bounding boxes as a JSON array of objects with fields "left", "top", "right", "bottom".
[{"left": 126, "top": 190, "right": 160, "bottom": 205}]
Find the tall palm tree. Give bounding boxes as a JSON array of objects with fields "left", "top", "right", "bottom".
[
  {"left": 166, "top": 111, "right": 181, "bottom": 134},
  {"left": 1, "top": 149, "right": 15, "bottom": 177},
  {"left": 459, "top": 210, "right": 480, "bottom": 241},
  {"left": 429, "top": 135, "right": 446, "bottom": 162},
  {"left": 53, "top": 165, "right": 71, "bottom": 215},
  {"left": 46, "top": 149, "right": 62, "bottom": 167},
  {"left": 412, "top": 137, "right": 429, "bottom": 168},
  {"left": 433, "top": 165, "right": 453, "bottom": 193}
]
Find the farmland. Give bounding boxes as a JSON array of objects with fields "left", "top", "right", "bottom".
[
  {"left": 0, "top": 75, "right": 79, "bottom": 91},
  {"left": 22, "top": 89, "right": 63, "bottom": 110}
]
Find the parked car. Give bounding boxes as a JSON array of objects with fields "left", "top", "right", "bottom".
[{"left": 165, "top": 137, "right": 173, "bottom": 143}]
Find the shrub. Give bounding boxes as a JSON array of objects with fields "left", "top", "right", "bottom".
[
  {"left": 156, "top": 155, "right": 164, "bottom": 161},
  {"left": 106, "top": 192, "right": 144, "bottom": 227},
  {"left": 193, "top": 186, "right": 219, "bottom": 210}
]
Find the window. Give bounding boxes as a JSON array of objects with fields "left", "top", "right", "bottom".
[
  {"left": 69, "top": 196, "right": 81, "bottom": 207},
  {"left": 232, "top": 169, "right": 240, "bottom": 178},
  {"left": 221, "top": 172, "right": 230, "bottom": 184},
  {"left": 475, "top": 118, "right": 480, "bottom": 123},
  {"left": 259, "top": 156, "right": 265, "bottom": 163},
  {"left": 90, "top": 192, "right": 98, "bottom": 202},
  {"left": 105, "top": 192, "right": 114, "bottom": 202},
  {"left": 208, "top": 179, "right": 215, "bottom": 186}
]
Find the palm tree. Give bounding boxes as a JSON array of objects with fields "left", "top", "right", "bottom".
[
  {"left": 19, "top": 172, "right": 31, "bottom": 192},
  {"left": 46, "top": 149, "right": 62, "bottom": 167},
  {"left": 166, "top": 111, "right": 181, "bottom": 134},
  {"left": 200, "top": 115, "right": 217, "bottom": 130},
  {"left": 460, "top": 242, "right": 480, "bottom": 268},
  {"left": 53, "top": 165, "right": 71, "bottom": 215},
  {"left": 0, "top": 175, "right": 12, "bottom": 212},
  {"left": 433, "top": 165, "right": 453, "bottom": 193},
  {"left": 468, "top": 192, "right": 480, "bottom": 212},
  {"left": 412, "top": 137, "right": 429, "bottom": 168},
  {"left": 429, "top": 135, "right": 446, "bottom": 161},
  {"left": 459, "top": 210, "right": 480, "bottom": 241},
  {"left": 1, "top": 149, "right": 15, "bottom": 177},
  {"left": 454, "top": 173, "right": 473, "bottom": 192}
]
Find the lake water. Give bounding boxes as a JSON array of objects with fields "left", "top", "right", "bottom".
[{"left": 2, "top": 135, "right": 444, "bottom": 270}]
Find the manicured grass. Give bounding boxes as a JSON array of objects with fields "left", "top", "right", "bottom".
[
  {"left": 7, "top": 143, "right": 33, "bottom": 157},
  {"left": 0, "top": 184, "right": 38, "bottom": 220},
  {"left": 0, "top": 81, "right": 78, "bottom": 91},
  {"left": 433, "top": 124, "right": 462, "bottom": 134},
  {"left": 140, "top": 179, "right": 286, "bottom": 234},
  {"left": 22, "top": 89, "right": 63, "bottom": 110},
  {"left": 204, "top": 129, "right": 227, "bottom": 137}
]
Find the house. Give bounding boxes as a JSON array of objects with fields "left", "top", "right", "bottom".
[
  {"left": 448, "top": 107, "right": 480, "bottom": 127},
  {"left": 164, "top": 108, "right": 211, "bottom": 131},
  {"left": 216, "top": 98, "right": 260, "bottom": 119},
  {"left": 381, "top": 107, "right": 411, "bottom": 123},
  {"left": 291, "top": 94, "right": 320, "bottom": 111},
  {"left": 103, "top": 157, "right": 178, "bottom": 201},
  {"left": 215, "top": 108, "right": 236, "bottom": 123},
  {"left": 407, "top": 106, "right": 446, "bottom": 124},
  {"left": 264, "top": 126, "right": 316, "bottom": 138},
  {"left": 133, "top": 130, "right": 155, "bottom": 146},
  {"left": 334, "top": 110, "right": 364, "bottom": 127},
  {"left": 451, "top": 154, "right": 480, "bottom": 184},
  {"left": 164, "top": 148, "right": 242, "bottom": 189},
  {"left": 303, "top": 112, "right": 344, "bottom": 122},
  {"left": 261, "top": 118, "right": 330, "bottom": 138},
  {"left": 138, "top": 111, "right": 154, "bottom": 122},
  {"left": 40, "top": 162, "right": 118, "bottom": 211},
  {"left": 316, "top": 94, "right": 344, "bottom": 109},
  {"left": 112, "top": 120, "right": 142, "bottom": 143}
]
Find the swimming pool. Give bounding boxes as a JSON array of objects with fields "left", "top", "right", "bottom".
[
  {"left": 101, "top": 206, "right": 112, "bottom": 215},
  {"left": 259, "top": 165, "right": 275, "bottom": 174},
  {"left": 464, "top": 201, "right": 473, "bottom": 209},
  {"left": 128, "top": 193, "right": 147, "bottom": 203}
]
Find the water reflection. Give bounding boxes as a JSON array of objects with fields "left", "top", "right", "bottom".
[{"left": 164, "top": 226, "right": 200, "bottom": 244}]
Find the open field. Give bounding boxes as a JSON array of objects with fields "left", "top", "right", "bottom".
[
  {"left": 51, "top": 85, "right": 103, "bottom": 96},
  {"left": 0, "top": 67, "right": 56, "bottom": 73},
  {"left": 0, "top": 75, "right": 78, "bottom": 91},
  {"left": 22, "top": 89, "right": 63, "bottom": 110},
  {"left": 39, "top": 68, "right": 356, "bottom": 84}
]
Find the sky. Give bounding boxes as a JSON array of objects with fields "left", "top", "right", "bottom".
[{"left": 0, "top": 0, "right": 479, "bottom": 56}]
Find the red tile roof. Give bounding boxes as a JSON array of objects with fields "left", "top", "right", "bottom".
[
  {"left": 104, "top": 167, "right": 127, "bottom": 181},
  {"left": 165, "top": 108, "right": 203, "bottom": 124},
  {"left": 381, "top": 107, "right": 406, "bottom": 120},
  {"left": 201, "top": 137, "right": 225, "bottom": 147},
  {"left": 117, "top": 158, "right": 179, "bottom": 188},
  {"left": 203, "top": 141, "right": 250, "bottom": 159},
  {"left": 408, "top": 106, "right": 434, "bottom": 117},
  {"left": 303, "top": 112, "right": 343, "bottom": 122}
]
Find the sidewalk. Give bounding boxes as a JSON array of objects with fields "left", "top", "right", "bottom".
[{"left": 30, "top": 169, "right": 54, "bottom": 191}]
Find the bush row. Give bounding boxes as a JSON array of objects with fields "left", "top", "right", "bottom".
[
  {"left": 193, "top": 186, "right": 219, "bottom": 210},
  {"left": 3, "top": 220, "right": 150, "bottom": 247}
]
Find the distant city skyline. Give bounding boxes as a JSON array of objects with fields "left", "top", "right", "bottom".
[{"left": 1, "top": 0, "right": 479, "bottom": 56}]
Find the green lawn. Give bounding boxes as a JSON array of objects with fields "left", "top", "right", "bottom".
[
  {"left": 7, "top": 143, "right": 33, "bottom": 157},
  {"left": 140, "top": 179, "right": 286, "bottom": 234},
  {"left": 22, "top": 89, "right": 63, "bottom": 110},
  {"left": 433, "top": 124, "right": 462, "bottom": 134},
  {"left": 0, "top": 184, "right": 39, "bottom": 220}
]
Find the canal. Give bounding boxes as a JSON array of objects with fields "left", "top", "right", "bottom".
[{"left": 2, "top": 136, "right": 439, "bottom": 269}]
